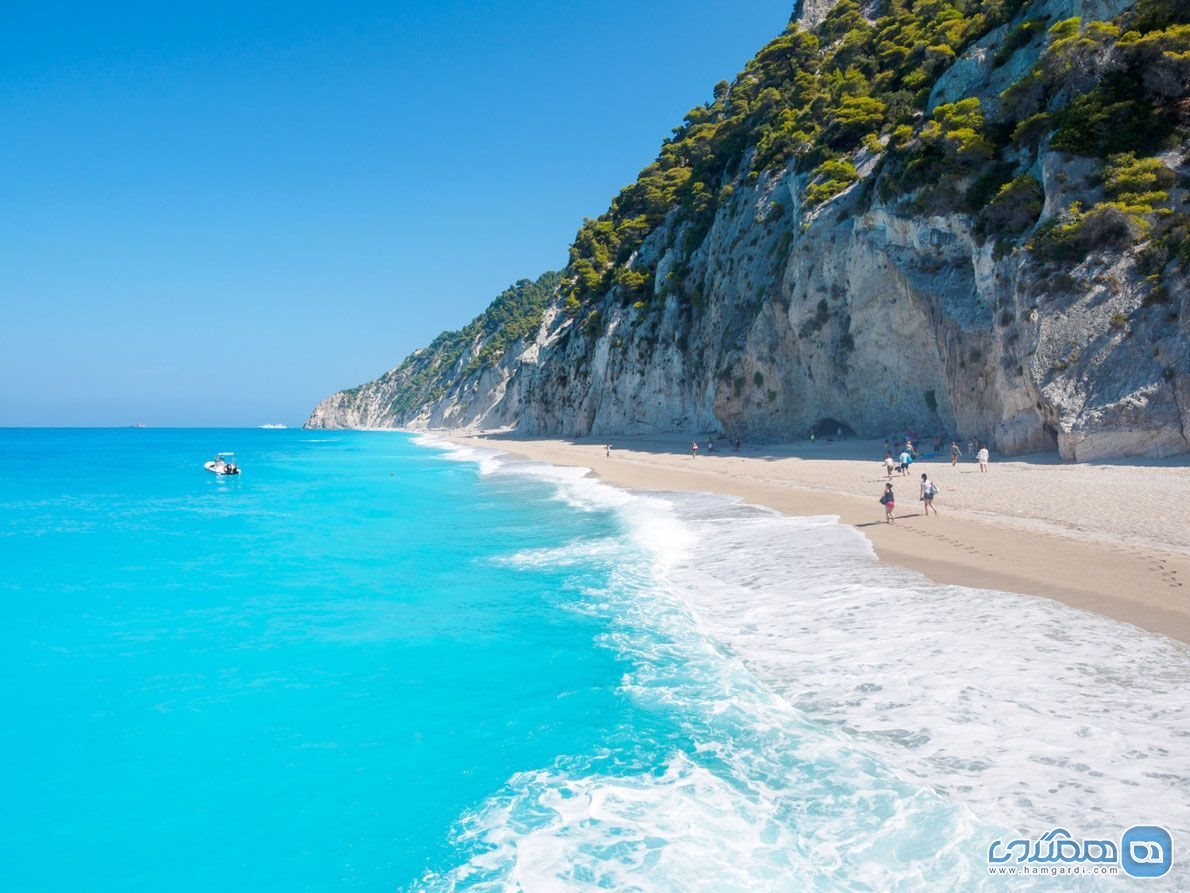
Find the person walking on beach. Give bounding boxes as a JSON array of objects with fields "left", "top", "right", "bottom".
[
  {"left": 691, "top": 441, "right": 699, "bottom": 459},
  {"left": 920, "top": 473, "right": 939, "bottom": 515},
  {"left": 880, "top": 483, "right": 896, "bottom": 523},
  {"left": 884, "top": 453, "right": 895, "bottom": 480},
  {"left": 606, "top": 444, "right": 612, "bottom": 458},
  {"left": 898, "top": 448, "right": 911, "bottom": 476},
  {"left": 977, "top": 444, "right": 989, "bottom": 472},
  {"left": 950, "top": 440, "right": 962, "bottom": 466}
]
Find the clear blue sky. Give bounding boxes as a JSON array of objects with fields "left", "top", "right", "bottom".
[{"left": 1, "top": 1, "right": 793, "bottom": 426}]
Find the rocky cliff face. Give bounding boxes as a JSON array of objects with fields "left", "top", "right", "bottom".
[{"left": 308, "top": 0, "right": 1189, "bottom": 461}]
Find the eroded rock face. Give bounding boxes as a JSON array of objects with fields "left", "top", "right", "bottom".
[
  {"left": 794, "top": 0, "right": 840, "bottom": 29},
  {"left": 307, "top": 143, "right": 1188, "bottom": 459},
  {"left": 306, "top": 1, "right": 1189, "bottom": 461}
]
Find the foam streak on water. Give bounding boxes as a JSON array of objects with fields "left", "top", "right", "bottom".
[{"left": 413, "top": 435, "right": 1190, "bottom": 891}]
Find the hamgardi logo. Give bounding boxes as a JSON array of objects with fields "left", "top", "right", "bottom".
[
  {"left": 1121, "top": 826, "right": 1172, "bottom": 879},
  {"left": 987, "top": 825, "right": 1172, "bottom": 878}
]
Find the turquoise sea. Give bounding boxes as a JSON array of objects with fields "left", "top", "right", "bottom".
[{"left": 2, "top": 429, "right": 1187, "bottom": 891}]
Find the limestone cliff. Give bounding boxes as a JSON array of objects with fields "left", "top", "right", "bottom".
[
  {"left": 306, "top": 272, "right": 559, "bottom": 430},
  {"left": 308, "top": 0, "right": 1188, "bottom": 461}
]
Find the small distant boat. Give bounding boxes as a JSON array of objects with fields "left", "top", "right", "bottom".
[
  {"left": 258, "top": 423, "right": 287, "bottom": 429},
  {"left": 129, "top": 423, "right": 147, "bottom": 428},
  {"left": 204, "top": 452, "right": 241, "bottom": 475}
]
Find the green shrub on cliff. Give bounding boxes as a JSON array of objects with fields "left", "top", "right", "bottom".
[
  {"left": 882, "top": 97, "right": 999, "bottom": 210},
  {"left": 1050, "top": 71, "right": 1177, "bottom": 156},
  {"left": 1127, "top": 0, "right": 1190, "bottom": 31},
  {"left": 978, "top": 174, "right": 1044, "bottom": 239},
  {"left": 964, "top": 162, "right": 1016, "bottom": 212},
  {"left": 583, "top": 310, "right": 603, "bottom": 336},
  {"left": 387, "top": 271, "right": 561, "bottom": 413},
  {"left": 1102, "top": 152, "right": 1176, "bottom": 204},
  {"left": 557, "top": 0, "right": 1033, "bottom": 314},
  {"left": 1031, "top": 152, "right": 1176, "bottom": 261},
  {"left": 919, "top": 98, "right": 993, "bottom": 162},
  {"left": 805, "top": 159, "right": 860, "bottom": 208},
  {"left": 1137, "top": 212, "right": 1190, "bottom": 273},
  {"left": 1002, "top": 7, "right": 1188, "bottom": 157},
  {"left": 557, "top": 0, "right": 1187, "bottom": 314},
  {"left": 993, "top": 18, "right": 1048, "bottom": 67},
  {"left": 1031, "top": 201, "right": 1151, "bottom": 261}
]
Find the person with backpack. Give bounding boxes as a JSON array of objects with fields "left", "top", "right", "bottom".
[
  {"left": 920, "top": 473, "right": 939, "bottom": 516},
  {"left": 879, "top": 483, "right": 896, "bottom": 523}
]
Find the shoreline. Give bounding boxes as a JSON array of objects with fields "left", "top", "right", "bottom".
[{"left": 452, "top": 433, "right": 1190, "bottom": 645}]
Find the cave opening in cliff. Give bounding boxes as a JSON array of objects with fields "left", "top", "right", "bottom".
[{"left": 811, "top": 418, "right": 855, "bottom": 438}]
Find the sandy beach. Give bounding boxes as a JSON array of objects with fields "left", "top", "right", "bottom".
[{"left": 456, "top": 433, "right": 1190, "bottom": 645}]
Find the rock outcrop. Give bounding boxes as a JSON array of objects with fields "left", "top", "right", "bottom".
[{"left": 308, "top": 0, "right": 1189, "bottom": 461}]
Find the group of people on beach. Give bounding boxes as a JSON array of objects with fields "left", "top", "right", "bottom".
[
  {"left": 689, "top": 437, "right": 741, "bottom": 458},
  {"left": 608, "top": 428, "right": 992, "bottom": 526},
  {"left": 878, "top": 430, "right": 990, "bottom": 523},
  {"left": 948, "top": 438, "right": 991, "bottom": 471}
]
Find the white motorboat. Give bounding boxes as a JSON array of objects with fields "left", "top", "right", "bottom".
[{"left": 204, "top": 452, "right": 241, "bottom": 475}]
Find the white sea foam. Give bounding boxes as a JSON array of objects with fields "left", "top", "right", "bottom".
[
  {"left": 663, "top": 502, "right": 1190, "bottom": 843},
  {"left": 495, "top": 537, "right": 626, "bottom": 569},
  {"left": 422, "top": 524, "right": 994, "bottom": 890},
  {"left": 422, "top": 751, "right": 998, "bottom": 892},
  {"left": 410, "top": 438, "right": 1190, "bottom": 890}
]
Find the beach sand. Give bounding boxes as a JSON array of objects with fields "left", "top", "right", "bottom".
[{"left": 455, "top": 433, "right": 1190, "bottom": 645}]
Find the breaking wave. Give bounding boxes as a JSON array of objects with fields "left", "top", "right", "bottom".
[{"left": 410, "top": 436, "right": 1189, "bottom": 891}]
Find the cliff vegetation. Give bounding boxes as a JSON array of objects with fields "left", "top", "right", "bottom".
[{"left": 308, "top": 0, "right": 1189, "bottom": 461}]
